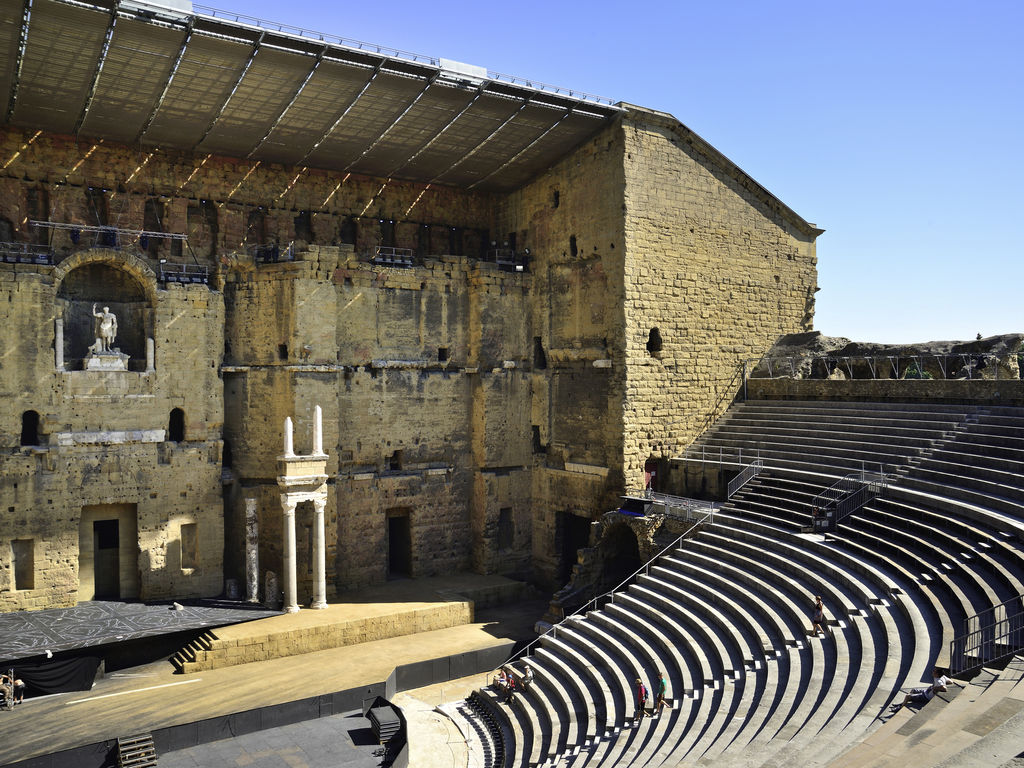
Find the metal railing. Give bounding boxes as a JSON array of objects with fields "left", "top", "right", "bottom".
[
  {"left": 249, "top": 242, "right": 294, "bottom": 263},
  {"left": 159, "top": 262, "right": 210, "bottom": 285},
  {"left": 624, "top": 490, "right": 719, "bottom": 523},
  {"left": 372, "top": 246, "right": 415, "bottom": 267},
  {"left": 810, "top": 468, "right": 888, "bottom": 532},
  {"left": 682, "top": 445, "right": 761, "bottom": 467},
  {"left": 727, "top": 458, "right": 764, "bottom": 497},
  {"left": 192, "top": 5, "right": 618, "bottom": 107},
  {"left": 497, "top": 509, "right": 716, "bottom": 670},
  {"left": 950, "top": 594, "right": 1024, "bottom": 676},
  {"left": 746, "top": 352, "right": 1016, "bottom": 381},
  {"left": 0, "top": 241, "right": 52, "bottom": 264}
]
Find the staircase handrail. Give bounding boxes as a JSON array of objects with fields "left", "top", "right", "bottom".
[
  {"left": 949, "top": 593, "right": 1024, "bottom": 676},
  {"left": 496, "top": 509, "right": 716, "bottom": 670},
  {"left": 624, "top": 490, "right": 719, "bottom": 522},
  {"left": 727, "top": 458, "right": 765, "bottom": 497}
]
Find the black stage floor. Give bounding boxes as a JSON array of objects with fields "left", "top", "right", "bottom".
[{"left": 0, "top": 600, "right": 279, "bottom": 661}]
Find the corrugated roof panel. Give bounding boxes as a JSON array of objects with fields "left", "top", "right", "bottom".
[
  {"left": 0, "top": 1, "right": 23, "bottom": 117},
  {"left": 252, "top": 59, "right": 372, "bottom": 165},
  {"left": 490, "top": 112, "right": 606, "bottom": 191},
  {"left": 143, "top": 33, "right": 252, "bottom": 146},
  {"left": 348, "top": 84, "right": 476, "bottom": 176},
  {"left": 304, "top": 71, "right": 426, "bottom": 168},
  {"left": 10, "top": 1, "right": 110, "bottom": 134},
  {"left": 400, "top": 93, "right": 522, "bottom": 179},
  {"left": 80, "top": 19, "right": 186, "bottom": 143},
  {"left": 198, "top": 47, "right": 313, "bottom": 157},
  {"left": 438, "top": 102, "right": 561, "bottom": 186}
]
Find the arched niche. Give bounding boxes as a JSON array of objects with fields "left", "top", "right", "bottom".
[{"left": 54, "top": 250, "right": 156, "bottom": 371}]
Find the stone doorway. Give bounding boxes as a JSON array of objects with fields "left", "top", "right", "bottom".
[
  {"left": 387, "top": 509, "right": 412, "bottom": 578},
  {"left": 557, "top": 511, "right": 592, "bottom": 585},
  {"left": 598, "top": 522, "right": 642, "bottom": 592},
  {"left": 79, "top": 504, "right": 139, "bottom": 602}
]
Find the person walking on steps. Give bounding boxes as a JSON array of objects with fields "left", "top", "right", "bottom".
[
  {"left": 655, "top": 672, "right": 667, "bottom": 718},
  {"left": 811, "top": 595, "right": 831, "bottom": 636},
  {"left": 635, "top": 678, "right": 649, "bottom": 724}
]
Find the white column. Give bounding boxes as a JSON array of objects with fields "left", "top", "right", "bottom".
[
  {"left": 281, "top": 498, "right": 299, "bottom": 613},
  {"left": 313, "top": 404, "right": 324, "bottom": 456},
  {"left": 146, "top": 337, "right": 155, "bottom": 372},
  {"left": 283, "top": 417, "right": 295, "bottom": 457},
  {"left": 244, "top": 497, "right": 259, "bottom": 602},
  {"left": 55, "top": 316, "right": 64, "bottom": 371},
  {"left": 311, "top": 496, "right": 327, "bottom": 609}
]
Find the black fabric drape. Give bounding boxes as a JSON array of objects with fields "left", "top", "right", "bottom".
[{"left": 10, "top": 655, "right": 100, "bottom": 694}]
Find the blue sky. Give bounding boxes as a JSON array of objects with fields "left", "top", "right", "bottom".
[{"left": 210, "top": 0, "right": 1022, "bottom": 344}]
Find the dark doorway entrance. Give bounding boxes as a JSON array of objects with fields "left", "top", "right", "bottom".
[
  {"left": 558, "top": 511, "right": 592, "bottom": 585},
  {"left": 387, "top": 511, "right": 412, "bottom": 578},
  {"left": 598, "top": 523, "right": 642, "bottom": 592},
  {"left": 93, "top": 519, "right": 120, "bottom": 599}
]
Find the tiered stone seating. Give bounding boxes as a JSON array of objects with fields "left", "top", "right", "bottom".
[{"left": 458, "top": 400, "right": 1024, "bottom": 768}]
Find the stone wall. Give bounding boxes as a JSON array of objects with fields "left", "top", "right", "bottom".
[
  {"left": 746, "top": 377, "right": 1024, "bottom": 406},
  {"left": 620, "top": 107, "right": 820, "bottom": 486},
  {"left": 0, "top": 253, "right": 224, "bottom": 611}
]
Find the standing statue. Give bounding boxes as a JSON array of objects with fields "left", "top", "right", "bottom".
[{"left": 91, "top": 303, "right": 118, "bottom": 353}]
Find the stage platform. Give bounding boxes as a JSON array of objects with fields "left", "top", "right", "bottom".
[
  {"left": 0, "top": 600, "right": 278, "bottom": 662},
  {"left": 0, "top": 574, "right": 543, "bottom": 767},
  {"left": 175, "top": 573, "right": 530, "bottom": 672}
]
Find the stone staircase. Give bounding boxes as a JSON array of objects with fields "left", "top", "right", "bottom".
[{"left": 454, "top": 400, "right": 1024, "bottom": 767}]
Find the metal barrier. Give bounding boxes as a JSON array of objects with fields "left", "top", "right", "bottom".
[
  {"left": 0, "top": 241, "right": 52, "bottom": 264},
  {"left": 727, "top": 458, "right": 764, "bottom": 497},
  {"left": 372, "top": 246, "right": 415, "bottom": 267},
  {"left": 950, "top": 594, "right": 1024, "bottom": 676},
  {"left": 250, "top": 242, "right": 294, "bottom": 263},
  {"left": 625, "top": 490, "right": 719, "bottom": 523},
  {"left": 159, "top": 262, "right": 210, "bottom": 285},
  {"left": 809, "top": 469, "right": 887, "bottom": 532}
]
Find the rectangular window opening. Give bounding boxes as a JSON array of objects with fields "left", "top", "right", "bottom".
[
  {"left": 12, "top": 539, "right": 34, "bottom": 590},
  {"left": 498, "top": 508, "right": 514, "bottom": 551},
  {"left": 180, "top": 523, "right": 198, "bottom": 570}
]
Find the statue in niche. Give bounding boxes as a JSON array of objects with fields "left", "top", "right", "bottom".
[{"left": 91, "top": 303, "right": 118, "bottom": 353}]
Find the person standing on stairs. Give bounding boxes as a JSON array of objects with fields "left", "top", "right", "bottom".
[
  {"left": 811, "top": 595, "right": 831, "bottom": 636},
  {"left": 635, "top": 678, "right": 649, "bottom": 723},
  {"left": 655, "top": 672, "right": 667, "bottom": 718}
]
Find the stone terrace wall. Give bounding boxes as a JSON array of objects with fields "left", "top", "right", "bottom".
[
  {"left": 620, "top": 106, "right": 820, "bottom": 486},
  {"left": 494, "top": 122, "right": 628, "bottom": 587},
  {"left": 747, "top": 377, "right": 1024, "bottom": 406}
]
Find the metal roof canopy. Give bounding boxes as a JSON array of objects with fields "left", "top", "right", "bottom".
[{"left": 2, "top": 0, "right": 623, "bottom": 193}]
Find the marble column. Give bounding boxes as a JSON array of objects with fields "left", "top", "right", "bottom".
[
  {"left": 244, "top": 497, "right": 259, "bottom": 603},
  {"left": 283, "top": 417, "right": 295, "bottom": 457},
  {"left": 146, "top": 338, "right": 155, "bottom": 372},
  {"left": 281, "top": 498, "right": 299, "bottom": 613},
  {"left": 311, "top": 498, "right": 327, "bottom": 609},
  {"left": 313, "top": 405, "right": 324, "bottom": 455},
  {"left": 55, "top": 316, "right": 64, "bottom": 371}
]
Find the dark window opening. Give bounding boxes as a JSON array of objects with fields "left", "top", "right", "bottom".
[
  {"left": 180, "top": 523, "right": 198, "bottom": 569},
  {"left": 26, "top": 187, "right": 50, "bottom": 245},
  {"left": 507, "top": 231, "right": 517, "bottom": 253},
  {"left": 646, "top": 327, "right": 663, "bottom": 355},
  {"left": 379, "top": 218, "right": 395, "bottom": 248},
  {"left": 389, "top": 450, "right": 403, "bottom": 471},
  {"left": 295, "top": 210, "right": 313, "bottom": 243},
  {"left": 339, "top": 216, "right": 356, "bottom": 245},
  {"left": 552, "top": 189, "right": 560, "bottom": 209},
  {"left": 0, "top": 217, "right": 14, "bottom": 242},
  {"left": 143, "top": 198, "right": 164, "bottom": 257},
  {"left": 168, "top": 408, "right": 185, "bottom": 443},
  {"left": 438, "top": 347, "right": 449, "bottom": 362},
  {"left": 85, "top": 188, "right": 109, "bottom": 227},
  {"left": 170, "top": 238, "right": 182, "bottom": 259},
  {"left": 557, "top": 511, "right": 592, "bottom": 585},
  {"left": 533, "top": 337, "right": 547, "bottom": 369},
  {"left": 497, "top": 508, "right": 514, "bottom": 551},
  {"left": 532, "top": 425, "right": 544, "bottom": 454},
  {"left": 569, "top": 234, "right": 578, "bottom": 258},
  {"left": 223, "top": 440, "right": 233, "bottom": 468},
  {"left": 387, "top": 509, "right": 412, "bottom": 578},
  {"left": 278, "top": 343, "right": 288, "bottom": 361},
  {"left": 247, "top": 208, "right": 267, "bottom": 245},
  {"left": 20, "top": 410, "right": 40, "bottom": 447},
  {"left": 448, "top": 226, "right": 463, "bottom": 256},
  {"left": 12, "top": 539, "right": 34, "bottom": 590},
  {"left": 418, "top": 224, "right": 430, "bottom": 258}
]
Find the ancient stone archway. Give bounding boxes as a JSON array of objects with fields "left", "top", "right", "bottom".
[
  {"left": 54, "top": 250, "right": 156, "bottom": 370},
  {"left": 597, "top": 522, "right": 642, "bottom": 592}
]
